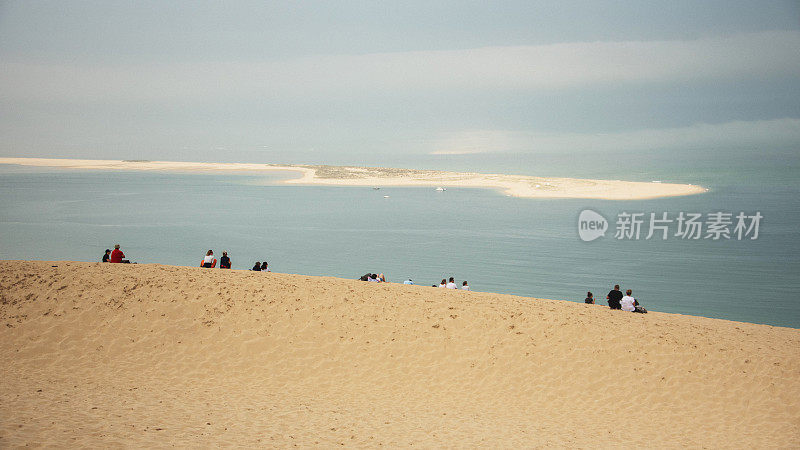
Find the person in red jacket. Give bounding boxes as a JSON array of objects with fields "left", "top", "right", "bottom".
[{"left": 110, "top": 244, "right": 126, "bottom": 263}]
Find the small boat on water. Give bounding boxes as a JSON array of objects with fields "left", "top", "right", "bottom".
[
  {"left": 435, "top": 187, "right": 446, "bottom": 191},
  {"left": 373, "top": 187, "right": 381, "bottom": 190}
]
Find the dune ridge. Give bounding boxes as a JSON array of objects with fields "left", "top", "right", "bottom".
[{"left": 1, "top": 261, "right": 798, "bottom": 447}]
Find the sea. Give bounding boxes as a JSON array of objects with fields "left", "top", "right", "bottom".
[{"left": 1, "top": 147, "right": 799, "bottom": 328}]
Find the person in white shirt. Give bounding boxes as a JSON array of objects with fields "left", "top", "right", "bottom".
[
  {"left": 620, "top": 289, "right": 636, "bottom": 312},
  {"left": 403, "top": 279, "right": 413, "bottom": 285},
  {"left": 202, "top": 250, "right": 215, "bottom": 268},
  {"left": 446, "top": 277, "right": 457, "bottom": 289},
  {"left": 439, "top": 279, "right": 447, "bottom": 288},
  {"left": 461, "top": 281, "right": 470, "bottom": 291}
]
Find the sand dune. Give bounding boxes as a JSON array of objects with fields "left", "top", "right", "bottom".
[
  {"left": 0, "top": 157, "right": 706, "bottom": 200},
  {"left": 0, "top": 261, "right": 797, "bottom": 447}
]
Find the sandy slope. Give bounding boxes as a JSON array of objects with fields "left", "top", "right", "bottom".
[
  {"left": 0, "top": 261, "right": 797, "bottom": 447},
  {"left": 0, "top": 157, "right": 706, "bottom": 200}
]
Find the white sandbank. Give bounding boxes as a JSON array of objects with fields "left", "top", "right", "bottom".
[{"left": 0, "top": 157, "right": 706, "bottom": 200}]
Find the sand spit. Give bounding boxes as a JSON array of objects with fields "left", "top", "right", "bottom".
[
  {"left": 0, "top": 157, "right": 706, "bottom": 200},
  {"left": 0, "top": 261, "right": 797, "bottom": 447}
]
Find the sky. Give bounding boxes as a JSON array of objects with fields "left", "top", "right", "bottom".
[{"left": 0, "top": 0, "right": 798, "bottom": 167}]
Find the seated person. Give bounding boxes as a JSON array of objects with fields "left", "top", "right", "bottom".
[
  {"left": 102, "top": 249, "right": 111, "bottom": 262},
  {"left": 261, "top": 261, "right": 270, "bottom": 272},
  {"left": 461, "top": 281, "right": 470, "bottom": 291},
  {"left": 439, "top": 279, "right": 447, "bottom": 288},
  {"left": 403, "top": 278, "right": 413, "bottom": 285},
  {"left": 219, "top": 251, "right": 231, "bottom": 269},
  {"left": 110, "top": 244, "right": 129, "bottom": 263},
  {"left": 251, "top": 261, "right": 261, "bottom": 271},
  {"left": 585, "top": 291, "right": 594, "bottom": 304},
  {"left": 201, "top": 250, "right": 216, "bottom": 268},
  {"left": 446, "top": 277, "right": 457, "bottom": 289},
  {"left": 607, "top": 285, "right": 623, "bottom": 309},
  {"left": 620, "top": 289, "right": 636, "bottom": 312}
]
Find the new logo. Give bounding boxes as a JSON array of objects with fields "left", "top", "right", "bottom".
[{"left": 578, "top": 209, "right": 608, "bottom": 242}]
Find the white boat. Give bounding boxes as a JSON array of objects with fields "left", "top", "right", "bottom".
[
  {"left": 383, "top": 195, "right": 390, "bottom": 198},
  {"left": 435, "top": 187, "right": 446, "bottom": 191}
]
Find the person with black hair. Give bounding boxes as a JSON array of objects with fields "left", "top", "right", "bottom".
[
  {"left": 219, "top": 251, "right": 231, "bottom": 269},
  {"left": 607, "top": 284, "right": 623, "bottom": 309}
]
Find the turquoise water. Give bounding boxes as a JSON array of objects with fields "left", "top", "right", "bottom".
[{"left": 1, "top": 150, "right": 799, "bottom": 328}]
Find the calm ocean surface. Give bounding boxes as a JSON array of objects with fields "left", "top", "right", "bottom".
[{"left": 1, "top": 148, "right": 799, "bottom": 328}]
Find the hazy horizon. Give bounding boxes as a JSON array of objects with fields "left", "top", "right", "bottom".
[{"left": 1, "top": 1, "right": 799, "bottom": 168}]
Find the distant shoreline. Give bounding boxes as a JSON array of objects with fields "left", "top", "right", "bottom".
[{"left": 0, "top": 157, "right": 707, "bottom": 200}]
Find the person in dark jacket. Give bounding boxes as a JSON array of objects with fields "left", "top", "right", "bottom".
[
  {"left": 607, "top": 284, "right": 623, "bottom": 309},
  {"left": 219, "top": 251, "right": 231, "bottom": 269}
]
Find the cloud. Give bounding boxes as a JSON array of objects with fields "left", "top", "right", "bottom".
[
  {"left": 429, "top": 118, "right": 800, "bottom": 154},
  {"left": 1, "top": 31, "right": 798, "bottom": 103}
]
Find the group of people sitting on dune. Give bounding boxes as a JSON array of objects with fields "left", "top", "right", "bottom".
[
  {"left": 436, "top": 277, "right": 470, "bottom": 291},
  {"left": 202, "top": 250, "right": 272, "bottom": 272},
  {"left": 101, "top": 244, "right": 130, "bottom": 264},
  {"left": 251, "top": 261, "right": 270, "bottom": 272},
  {"left": 585, "top": 284, "right": 647, "bottom": 313},
  {"left": 359, "top": 272, "right": 386, "bottom": 282},
  {"left": 360, "top": 274, "right": 470, "bottom": 291},
  {"left": 200, "top": 250, "right": 232, "bottom": 269},
  {"left": 101, "top": 247, "right": 648, "bottom": 312},
  {"left": 103, "top": 246, "right": 267, "bottom": 271},
  {"left": 201, "top": 250, "right": 271, "bottom": 272},
  {"left": 202, "top": 250, "right": 271, "bottom": 272}
]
